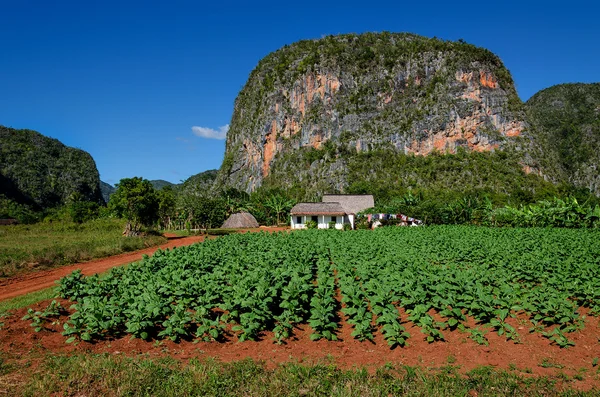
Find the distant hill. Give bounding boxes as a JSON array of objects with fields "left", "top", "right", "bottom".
[
  {"left": 100, "top": 172, "right": 217, "bottom": 203},
  {"left": 525, "top": 83, "right": 600, "bottom": 195},
  {"left": 100, "top": 181, "right": 116, "bottom": 203},
  {"left": 179, "top": 169, "right": 218, "bottom": 197},
  {"left": 0, "top": 125, "right": 103, "bottom": 209},
  {"left": 149, "top": 180, "right": 175, "bottom": 190}
]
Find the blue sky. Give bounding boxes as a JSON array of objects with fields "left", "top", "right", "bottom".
[{"left": 1, "top": 1, "right": 598, "bottom": 185}]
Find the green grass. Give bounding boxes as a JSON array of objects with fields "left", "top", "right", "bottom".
[
  {"left": 206, "top": 228, "right": 239, "bottom": 235},
  {"left": 0, "top": 287, "right": 57, "bottom": 313},
  {"left": 0, "top": 219, "right": 167, "bottom": 278},
  {"left": 161, "top": 229, "right": 196, "bottom": 237},
  {"left": 2, "top": 354, "right": 595, "bottom": 396}
]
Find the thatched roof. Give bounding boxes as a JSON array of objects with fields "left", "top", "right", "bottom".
[
  {"left": 322, "top": 195, "right": 374, "bottom": 214},
  {"left": 290, "top": 202, "right": 347, "bottom": 215},
  {"left": 221, "top": 212, "right": 259, "bottom": 229}
]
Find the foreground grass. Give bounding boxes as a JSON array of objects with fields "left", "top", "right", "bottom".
[
  {"left": 0, "top": 219, "right": 167, "bottom": 278},
  {"left": 1, "top": 354, "right": 596, "bottom": 396}
]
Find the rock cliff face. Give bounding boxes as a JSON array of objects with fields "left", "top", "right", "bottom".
[
  {"left": 217, "top": 33, "right": 529, "bottom": 195},
  {"left": 525, "top": 83, "right": 600, "bottom": 196}
]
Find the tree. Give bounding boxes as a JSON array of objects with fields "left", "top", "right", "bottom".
[
  {"left": 195, "top": 198, "right": 227, "bottom": 229},
  {"left": 108, "top": 177, "right": 159, "bottom": 236},
  {"left": 156, "top": 185, "right": 176, "bottom": 229},
  {"left": 264, "top": 194, "right": 295, "bottom": 225}
]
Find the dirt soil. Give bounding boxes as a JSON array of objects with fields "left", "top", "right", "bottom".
[
  {"left": 1, "top": 226, "right": 599, "bottom": 391},
  {"left": 2, "top": 299, "right": 599, "bottom": 391}
]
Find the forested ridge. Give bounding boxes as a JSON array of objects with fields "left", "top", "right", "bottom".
[{"left": 0, "top": 126, "right": 103, "bottom": 215}]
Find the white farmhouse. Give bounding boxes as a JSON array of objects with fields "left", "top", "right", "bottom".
[{"left": 290, "top": 194, "right": 374, "bottom": 230}]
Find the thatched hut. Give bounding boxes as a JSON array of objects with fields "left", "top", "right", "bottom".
[{"left": 221, "top": 212, "right": 259, "bottom": 229}]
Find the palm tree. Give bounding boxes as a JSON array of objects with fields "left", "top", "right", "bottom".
[{"left": 264, "top": 194, "right": 295, "bottom": 225}]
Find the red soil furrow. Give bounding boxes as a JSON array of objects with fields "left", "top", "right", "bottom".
[{"left": 2, "top": 298, "right": 599, "bottom": 391}]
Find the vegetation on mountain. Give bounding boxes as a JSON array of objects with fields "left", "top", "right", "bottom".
[
  {"left": 525, "top": 83, "right": 600, "bottom": 195},
  {"left": 262, "top": 145, "right": 563, "bottom": 203},
  {"left": 149, "top": 180, "right": 175, "bottom": 190},
  {"left": 0, "top": 126, "right": 103, "bottom": 213}
]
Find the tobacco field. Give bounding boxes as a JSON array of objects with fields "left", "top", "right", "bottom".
[{"left": 56, "top": 226, "right": 600, "bottom": 348}]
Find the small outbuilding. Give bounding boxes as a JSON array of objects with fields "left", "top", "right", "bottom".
[{"left": 221, "top": 212, "right": 259, "bottom": 229}]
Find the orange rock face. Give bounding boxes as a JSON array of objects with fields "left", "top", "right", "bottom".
[
  {"left": 310, "top": 132, "right": 324, "bottom": 149},
  {"left": 456, "top": 71, "right": 474, "bottom": 83},
  {"left": 504, "top": 123, "right": 522, "bottom": 137},
  {"left": 262, "top": 121, "right": 277, "bottom": 177},
  {"left": 262, "top": 72, "right": 341, "bottom": 176},
  {"left": 255, "top": 66, "right": 521, "bottom": 183},
  {"left": 281, "top": 116, "right": 301, "bottom": 139},
  {"left": 479, "top": 71, "right": 498, "bottom": 89},
  {"left": 406, "top": 117, "right": 501, "bottom": 156},
  {"left": 290, "top": 73, "right": 341, "bottom": 115},
  {"left": 403, "top": 69, "right": 523, "bottom": 155}
]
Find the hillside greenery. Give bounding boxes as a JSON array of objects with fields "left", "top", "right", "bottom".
[
  {"left": 0, "top": 126, "right": 103, "bottom": 211},
  {"left": 260, "top": 144, "right": 591, "bottom": 203},
  {"left": 149, "top": 180, "right": 175, "bottom": 190},
  {"left": 526, "top": 83, "right": 600, "bottom": 194},
  {"left": 100, "top": 181, "right": 116, "bottom": 203}
]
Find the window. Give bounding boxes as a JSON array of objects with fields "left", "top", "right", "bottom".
[
  {"left": 331, "top": 216, "right": 336, "bottom": 222},
  {"left": 296, "top": 216, "right": 302, "bottom": 224},
  {"left": 311, "top": 216, "right": 318, "bottom": 222}
]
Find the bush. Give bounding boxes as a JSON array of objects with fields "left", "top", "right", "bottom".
[
  {"left": 355, "top": 218, "right": 371, "bottom": 230},
  {"left": 305, "top": 220, "right": 317, "bottom": 229},
  {"left": 328, "top": 221, "right": 336, "bottom": 229},
  {"left": 343, "top": 223, "right": 352, "bottom": 231}
]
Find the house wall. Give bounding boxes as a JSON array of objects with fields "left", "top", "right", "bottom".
[
  {"left": 290, "top": 215, "right": 346, "bottom": 229},
  {"left": 347, "top": 214, "right": 355, "bottom": 229},
  {"left": 291, "top": 215, "right": 305, "bottom": 229}
]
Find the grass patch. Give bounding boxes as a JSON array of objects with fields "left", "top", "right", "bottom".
[
  {"left": 0, "top": 287, "right": 57, "bottom": 313},
  {"left": 162, "top": 229, "right": 195, "bottom": 237},
  {"left": 0, "top": 219, "right": 167, "bottom": 278},
  {"left": 206, "top": 228, "right": 238, "bottom": 236},
  {"left": 5, "top": 354, "right": 595, "bottom": 396}
]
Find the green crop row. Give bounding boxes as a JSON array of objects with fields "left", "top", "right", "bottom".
[{"left": 55, "top": 227, "right": 600, "bottom": 347}]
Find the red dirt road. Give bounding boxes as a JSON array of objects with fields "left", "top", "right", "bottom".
[{"left": 0, "top": 234, "right": 207, "bottom": 301}]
